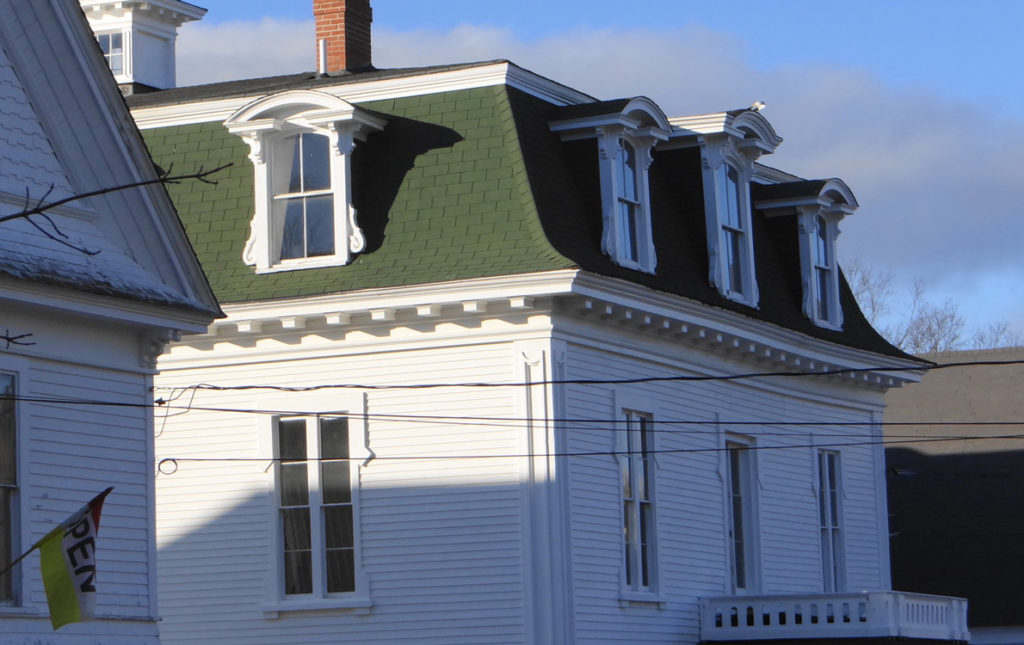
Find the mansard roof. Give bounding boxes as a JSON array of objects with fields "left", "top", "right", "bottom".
[{"left": 132, "top": 64, "right": 908, "bottom": 358}]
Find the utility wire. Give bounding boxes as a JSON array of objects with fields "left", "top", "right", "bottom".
[{"left": 158, "top": 358, "right": 1024, "bottom": 393}]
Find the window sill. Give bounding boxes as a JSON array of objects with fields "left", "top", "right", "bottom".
[
  {"left": 809, "top": 316, "right": 843, "bottom": 331},
  {"left": 261, "top": 595, "right": 372, "bottom": 619},
  {"left": 0, "top": 605, "right": 43, "bottom": 618},
  {"left": 254, "top": 255, "right": 351, "bottom": 274},
  {"left": 619, "top": 590, "right": 667, "bottom": 607},
  {"left": 722, "top": 289, "right": 757, "bottom": 308},
  {"left": 614, "top": 258, "right": 656, "bottom": 274}
]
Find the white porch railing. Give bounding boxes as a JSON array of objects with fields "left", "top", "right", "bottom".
[{"left": 699, "top": 591, "right": 969, "bottom": 642}]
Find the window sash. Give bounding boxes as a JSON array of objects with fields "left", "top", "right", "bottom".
[
  {"left": 271, "top": 133, "right": 335, "bottom": 262},
  {"left": 726, "top": 440, "right": 754, "bottom": 592},
  {"left": 818, "top": 450, "right": 843, "bottom": 592},
  {"left": 622, "top": 410, "right": 654, "bottom": 591},
  {"left": 276, "top": 416, "right": 355, "bottom": 597},
  {"left": 1, "top": 373, "right": 15, "bottom": 603}
]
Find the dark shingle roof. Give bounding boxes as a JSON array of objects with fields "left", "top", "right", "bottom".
[
  {"left": 138, "top": 75, "right": 907, "bottom": 358},
  {"left": 126, "top": 61, "right": 512, "bottom": 109}
]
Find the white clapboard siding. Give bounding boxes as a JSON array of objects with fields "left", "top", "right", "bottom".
[
  {"left": 560, "top": 329, "right": 890, "bottom": 644},
  {"left": 155, "top": 339, "right": 531, "bottom": 644}
]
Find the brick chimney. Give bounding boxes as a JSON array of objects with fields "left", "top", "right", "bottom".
[{"left": 314, "top": 0, "right": 372, "bottom": 74}]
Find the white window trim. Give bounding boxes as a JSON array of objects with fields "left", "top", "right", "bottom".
[
  {"left": 753, "top": 178, "right": 858, "bottom": 329},
  {"left": 258, "top": 393, "right": 372, "bottom": 617},
  {"left": 95, "top": 29, "right": 130, "bottom": 84},
  {"left": 816, "top": 448, "right": 846, "bottom": 593},
  {"left": 598, "top": 128, "right": 659, "bottom": 272},
  {"left": 549, "top": 97, "right": 671, "bottom": 274},
  {"left": 613, "top": 391, "right": 664, "bottom": 603},
  {"left": 0, "top": 355, "right": 29, "bottom": 613},
  {"left": 722, "top": 434, "right": 761, "bottom": 595},
  {"left": 799, "top": 208, "right": 845, "bottom": 330},
  {"left": 225, "top": 90, "right": 386, "bottom": 274},
  {"left": 701, "top": 136, "right": 760, "bottom": 307}
]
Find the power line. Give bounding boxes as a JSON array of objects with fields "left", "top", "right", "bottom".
[
  {"left": 155, "top": 432, "right": 1024, "bottom": 476},
  {"left": 157, "top": 358, "right": 1024, "bottom": 393},
  {"left": 3, "top": 394, "right": 1023, "bottom": 436}
]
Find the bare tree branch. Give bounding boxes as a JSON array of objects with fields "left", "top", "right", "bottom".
[
  {"left": 1, "top": 331, "right": 36, "bottom": 349},
  {"left": 845, "top": 258, "right": 1019, "bottom": 352},
  {"left": 0, "top": 163, "right": 232, "bottom": 226},
  {"left": 1, "top": 163, "right": 232, "bottom": 351}
]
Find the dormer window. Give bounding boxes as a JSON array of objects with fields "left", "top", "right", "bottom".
[
  {"left": 667, "top": 107, "right": 782, "bottom": 308},
  {"left": 718, "top": 163, "right": 748, "bottom": 295},
  {"left": 273, "top": 132, "right": 334, "bottom": 260},
  {"left": 96, "top": 31, "right": 124, "bottom": 76},
  {"left": 753, "top": 178, "right": 858, "bottom": 330},
  {"left": 225, "top": 90, "right": 386, "bottom": 273},
  {"left": 813, "top": 214, "right": 834, "bottom": 321},
  {"left": 617, "top": 139, "right": 644, "bottom": 265},
  {"left": 549, "top": 97, "right": 671, "bottom": 273}
]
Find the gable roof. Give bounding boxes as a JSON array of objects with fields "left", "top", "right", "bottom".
[
  {"left": 129, "top": 59, "right": 909, "bottom": 359},
  {"left": 0, "top": 0, "right": 220, "bottom": 324}
]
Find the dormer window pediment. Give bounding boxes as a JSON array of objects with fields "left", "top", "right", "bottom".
[
  {"left": 225, "top": 90, "right": 386, "bottom": 274},
  {"left": 550, "top": 97, "right": 671, "bottom": 273}
]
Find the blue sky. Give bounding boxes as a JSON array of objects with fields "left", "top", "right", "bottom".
[{"left": 177, "top": 1, "right": 1024, "bottom": 344}]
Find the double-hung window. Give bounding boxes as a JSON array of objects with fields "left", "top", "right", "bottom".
[
  {"left": 225, "top": 91, "right": 386, "bottom": 273},
  {"left": 813, "top": 215, "right": 834, "bottom": 322},
  {"left": 621, "top": 409, "right": 656, "bottom": 593},
  {"left": 547, "top": 97, "right": 671, "bottom": 274},
  {"left": 96, "top": 32, "right": 124, "bottom": 76},
  {"left": 725, "top": 438, "right": 758, "bottom": 593},
  {"left": 0, "top": 373, "right": 15, "bottom": 603},
  {"left": 752, "top": 178, "right": 856, "bottom": 329},
  {"left": 718, "top": 164, "right": 747, "bottom": 296},
  {"left": 277, "top": 415, "right": 357, "bottom": 597},
  {"left": 272, "top": 132, "right": 334, "bottom": 261},
  {"left": 617, "top": 140, "right": 643, "bottom": 265},
  {"left": 818, "top": 450, "right": 844, "bottom": 592}
]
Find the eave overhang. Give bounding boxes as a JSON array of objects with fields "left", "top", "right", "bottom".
[{"left": 169, "top": 270, "right": 925, "bottom": 389}]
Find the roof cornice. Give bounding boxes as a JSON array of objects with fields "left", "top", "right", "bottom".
[
  {"left": 177, "top": 270, "right": 922, "bottom": 389},
  {"left": 131, "top": 61, "right": 594, "bottom": 129}
]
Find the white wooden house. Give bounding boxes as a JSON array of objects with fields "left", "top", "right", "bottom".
[
  {"left": 98, "top": 0, "right": 970, "bottom": 642},
  {"left": 0, "top": 0, "right": 220, "bottom": 642}
]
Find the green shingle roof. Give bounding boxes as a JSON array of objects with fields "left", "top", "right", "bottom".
[{"left": 142, "top": 85, "right": 575, "bottom": 304}]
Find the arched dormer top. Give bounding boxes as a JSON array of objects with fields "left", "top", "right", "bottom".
[
  {"left": 752, "top": 178, "right": 858, "bottom": 217},
  {"left": 729, "top": 110, "right": 783, "bottom": 155},
  {"left": 225, "top": 90, "right": 384, "bottom": 132},
  {"left": 548, "top": 96, "right": 671, "bottom": 141}
]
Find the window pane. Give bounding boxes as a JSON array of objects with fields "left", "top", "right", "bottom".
[
  {"left": 324, "top": 506, "right": 354, "bottom": 549},
  {"left": 282, "top": 508, "right": 311, "bottom": 550},
  {"left": 278, "top": 199, "right": 305, "bottom": 260},
  {"left": 278, "top": 419, "right": 307, "bottom": 461},
  {"left": 0, "top": 488, "right": 10, "bottom": 601},
  {"left": 320, "top": 418, "right": 348, "bottom": 460},
  {"left": 326, "top": 548, "right": 355, "bottom": 593},
  {"left": 271, "top": 135, "right": 302, "bottom": 195},
  {"left": 322, "top": 461, "right": 351, "bottom": 504},
  {"left": 726, "top": 230, "right": 744, "bottom": 294},
  {"left": 279, "top": 463, "right": 309, "bottom": 506},
  {"left": 283, "top": 550, "right": 312, "bottom": 595},
  {"left": 0, "top": 375, "right": 14, "bottom": 486},
  {"left": 111, "top": 32, "right": 122, "bottom": 51},
  {"left": 725, "top": 166, "right": 742, "bottom": 228},
  {"left": 301, "top": 133, "right": 331, "bottom": 192},
  {"left": 620, "top": 141, "right": 638, "bottom": 202},
  {"left": 305, "top": 196, "right": 335, "bottom": 257}
]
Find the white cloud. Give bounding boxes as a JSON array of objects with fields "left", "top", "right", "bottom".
[{"left": 173, "top": 20, "right": 1024, "bottom": 336}]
